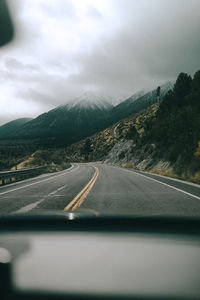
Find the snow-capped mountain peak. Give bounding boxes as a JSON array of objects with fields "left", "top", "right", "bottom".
[{"left": 65, "top": 91, "right": 114, "bottom": 110}]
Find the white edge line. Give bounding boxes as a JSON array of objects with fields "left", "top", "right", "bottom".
[
  {"left": 140, "top": 170, "right": 200, "bottom": 188},
  {"left": 107, "top": 164, "right": 200, "bottom": 200},
  {"left": 130, "top": 169, "right": 200, "bottom": 201},
  {"left": 0, "top": 164, "right": 79, "bottom": 196}
]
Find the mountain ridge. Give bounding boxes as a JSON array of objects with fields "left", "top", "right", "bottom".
[
  {"left": 0, "top": 82, "right": 173, "bottom": 146},
  {"left": 0, "top": 118, "right": 33, "bottom": 139}
]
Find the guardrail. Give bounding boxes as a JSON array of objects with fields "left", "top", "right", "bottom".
[{"left": 0, "top": 166, "right": 48, "bottom": 186}]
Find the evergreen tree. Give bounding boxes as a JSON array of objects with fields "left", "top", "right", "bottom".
[
  {"left": 156, "top": 86, "right": 161, "bottom": 101},
  {"left": 192, "top": 70, "right": 200, "bottom": 93},
  {"left": 81, "top": 138, "right": 92, "bottom": 159},
  {"left": 173, "top": 72, "right": 192, "bottom": 99},
  {"left": 126, "top": 125, "right": 137, "bottom": 139}
]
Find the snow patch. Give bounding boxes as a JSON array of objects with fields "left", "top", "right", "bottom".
[{"left": 64, "top": 91, "right": 114, "bottom": 110}]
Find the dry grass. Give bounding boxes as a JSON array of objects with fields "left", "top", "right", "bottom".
[
  {"left": 124, "top": 163, "right": 134, "bottom": 169},
  {"left": 148, "top": 169, "right": 180, "bottom": 179},
  {"left": 148, "top": 169, "right": 200, "bottom": 185},
  {"left": 182, "top": 171, "right": 200, "bottom": 185},
  {"left": 11, "top": 155, "right": 34, "bottom": 170}
]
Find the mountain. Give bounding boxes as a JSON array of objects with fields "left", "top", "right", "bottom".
[
  {"left": 65, "top": 91, "right": 114, "bottom": 110},
  {"left": 2, "top": 71, "right": 200, "bottom": 186},
  {"left": 0, "top": 83, "right": 174, "bottom": 147},
  {"left": 62, "top": 70, "right": 200, "bottom": 184},
  {"left": 0, "top": 118, "right": 32, "bottom": 139},
  {"left": 5, "top": 92, "right": 113, "bottom": 146},
  {"left": 106, "top": 81, "right": 174, "bottom": 125}
]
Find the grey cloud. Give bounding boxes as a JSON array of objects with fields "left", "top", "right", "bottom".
[
  {"left": 65, "top": 0, "right": 200, "bottom": 96},
  {"left": 16, "top": 73, "right": 83, "bottom": 108},
  {"left": 16, "top": 88, "right": 60, "bottom": 109},
  {"left": 1, "top": 0, "right": 200, "bottom": 122},
  {"left": 4, "top": 57, "right": 40, "bottom": 72}
]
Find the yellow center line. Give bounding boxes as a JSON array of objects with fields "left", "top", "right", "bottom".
[
  {"left": 72, "top": 168, "right": 99, "bottom": 210},
  {"left": 64, "top": 166, "right": 99, "bottom": 211}
]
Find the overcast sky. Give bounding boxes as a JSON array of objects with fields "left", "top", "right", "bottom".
[{"left": 0, "top": 0, "right": 200, "bottom": 125}]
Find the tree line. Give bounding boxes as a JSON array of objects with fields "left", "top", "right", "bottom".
[{"left": 141, "top": 70, "right": 200, "bottom": 175}]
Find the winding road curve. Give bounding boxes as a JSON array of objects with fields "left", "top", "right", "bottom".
[{"left": 0, "top": 163, "right": 200, "bottom": 216}]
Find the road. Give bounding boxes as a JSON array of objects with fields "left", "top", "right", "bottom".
[
  {"left": 113, "top": 123, "right": 120, "bottom": 137},
  {"left": 0, "top": 163, "right": 200, "bottom": 216}
]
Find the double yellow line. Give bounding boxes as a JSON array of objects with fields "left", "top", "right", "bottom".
[{"left": 64, "top": 166, "right": 99, "bottom": 211}]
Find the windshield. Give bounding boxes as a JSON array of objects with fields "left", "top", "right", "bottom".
[{"left": 0, "top": 0, "right": 200, "bottom": 218}]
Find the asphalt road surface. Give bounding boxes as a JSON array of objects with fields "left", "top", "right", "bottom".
[{"left": 0, "top": 163, "right": 200, "bottom": 216}]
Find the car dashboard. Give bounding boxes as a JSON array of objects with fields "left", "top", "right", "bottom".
[{"left": 0, "top": 212, "right": 200, "bottom": 300}]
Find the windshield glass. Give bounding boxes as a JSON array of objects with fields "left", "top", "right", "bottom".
[{"left": 0, "top": 0, "right": 200, "bottom": 217}]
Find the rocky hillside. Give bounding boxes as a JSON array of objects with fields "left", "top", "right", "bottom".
[
  {"left": 13, "top": 102, "right": 159, "bottom": 171},
  {"left": 64, "top": 103, "right": 159, "bottom": 163},
  {"left": 63, "top": 70, "right": 200, "bottom": 184}
]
